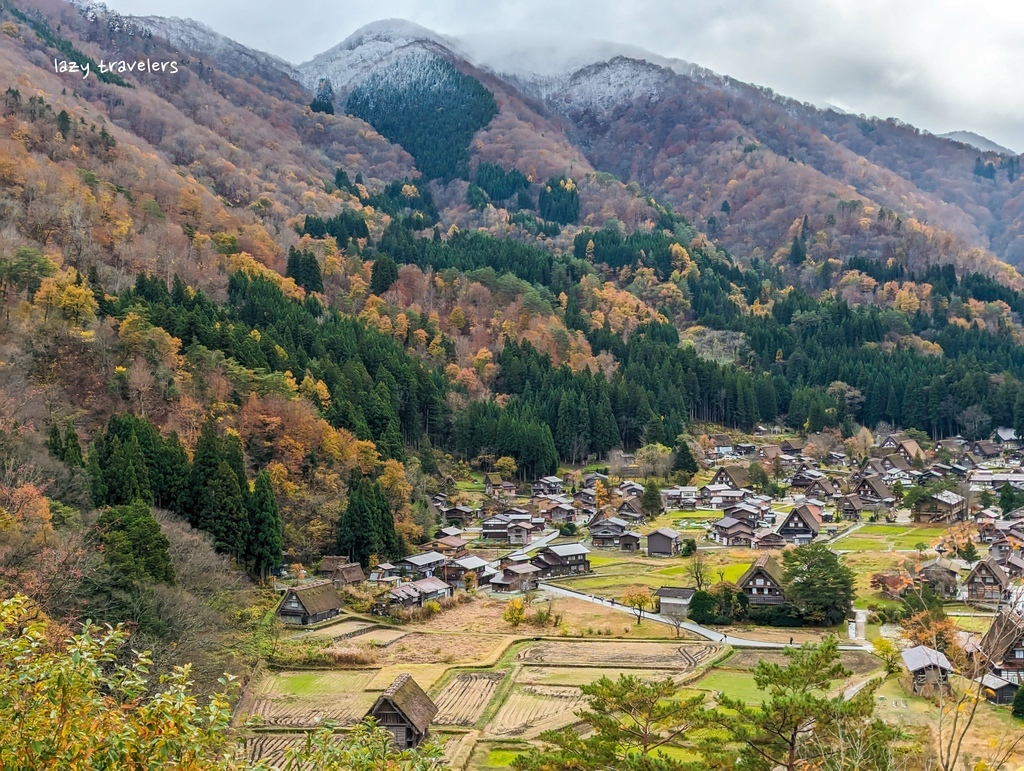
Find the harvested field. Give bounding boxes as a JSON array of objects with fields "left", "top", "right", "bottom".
[
  {"left": 372, "top": 633, "right": 511, "bottom": 667},
  {"left": 433, "top": 672, "right": 506, "bottom": 725},
  {"left": 516, "top": 640, "right": 720, "bottom": 669},
  {"left": 248, "top": 670, "right": 378, "bottom": 728},
  {"left": 723, "top": 649, "right": 881, "bottom": 676},
  {"left": 487, "top": 684, "right": 586, "bottom": 738},
  {"left": 343, "top": 627, "right": 407, "bottom": 645},
  {"left": 300, "top": 619, "right": 371, "bottom": 639},
  {"left": 517, "top": 666, "right": 692, "bottom": 686}
]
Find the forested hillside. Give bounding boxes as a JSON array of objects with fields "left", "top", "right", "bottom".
[{"left": 5, "top": 0, "right": 1024, "bottom": 714}]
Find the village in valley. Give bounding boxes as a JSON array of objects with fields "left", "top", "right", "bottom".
[{"left": 239, "top": 424, "right": 1024, "bottom": 768}]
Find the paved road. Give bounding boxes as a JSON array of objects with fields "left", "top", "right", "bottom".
[{"left": 540, "top": 582, "right": 873, "bottom": 651}]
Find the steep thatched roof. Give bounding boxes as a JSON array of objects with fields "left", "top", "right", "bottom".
[
  {"left": 738, "top": 553, "right": 785, "bottom": 587},
  {"left": 369, "top": 674, "right": 437, "bottom": 734},
  {"left": 286, "top": 581, "right": 343, "bottom": 616},
  {"left": 979, "top": 609, "right": 1024, "bottom": 665}
]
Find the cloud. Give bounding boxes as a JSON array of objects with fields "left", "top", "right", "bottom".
[{"left": 102, "top": 0, "right": 1024, "bottom": 152}]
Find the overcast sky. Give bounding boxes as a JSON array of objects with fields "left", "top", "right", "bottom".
[{"left": 104, "top": 0, "right": 1024, "bottom": 152}]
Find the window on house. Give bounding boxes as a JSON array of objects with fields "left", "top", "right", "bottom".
[{"left": 1015, "top": 650, "right": 1024, "bottom": 659}]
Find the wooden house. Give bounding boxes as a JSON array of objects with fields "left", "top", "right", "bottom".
[
  {"left": 590, "top": 516, "right": 629, "bottom": 547},
  {"left": 620, "top": 531, "right": 642, "bottom": 552},
  {"left": 972, "top": 440, "right": 1002, "bottom": 459},
  {"left": 738, "top": 554, "right": 786, "bottom": 605},
  {"left": 277, "top": 580, "right": 344, "bottom": 626},
  {"left": 388, "top": 576, "right": 453, "bottom": 608},
  {"left": 531, "top": 543, "right": 591, "bottom": 577},
  {"left": 780, "top": 439, "right": 806, "bottom": 455},
  {"left": 917, "top": 557, "right": 960, "bottom": 598},
  {"left": 443, "top": 555, "right": 491, "bottom": 588},
  {"left": 617, "top": 496, "right": 647, "bottom": 521},
  {"left": 316, "top": 556, "right": 367, "bottom": 588},
  {"left": 489, "top": 563, "right": 541, "bottom": 593},
  {"left": 532, "top": 475, "right": 564, "bottom": 496},
  {"left": 994, "top": 428, "right": 1020, "bottom": 447},
  {"left": 484, "top": 473, "right": 503, "bottom": 496},
  {"left": 440, "top": 504, "right": 479, "bottom": 526},
  {"left": 754, "top": 532, "right": 787, "bottom": 550},
  {"left": 979, "top": 610, "right": 1024, "bottom": 684},
  {"left": 901, "top": 645, "right": 953, "bottom": 694},
  {"left": 711, "top": 517, "right": 754, "bottom": 547},
  {"left": 710, "top": 465, "right": 750, "bottom": 490},
  {"left": 966, "top": 558, "right": 1010, "bottom": 604},
  {"left": 976, "top": 674, "right": 1019, "bottom": 705},
  {"left": 647, "top": 528, "right": 681, "bottom": 557},
  {"left": 777, "top": 505, "right": 821, "bottom": 544},
  {"left": 399, "top": 551, "right": 447, "bottom": 579},
  {"left": 508, "top": 521, "right": 535, "bottom": 545},
  {"left": 366, "top": 674, "right": 437, "bottom": 749},
  {"left": 654, "top": 587, "right": 694, "bottom": 619},
  {"left": 854, "top": 475, "right": 894, "bottom": 505},
  {"left": 421, "top": 535, "right": 470, "bottom": 559},
  {"left": 804, "top": 477, "right": 837, "bottom": 499},
  {"left": 838, "top": 494, "right": 865, "bottom": 521},
  {"left": 913, "top": 490, "right": 966, "bottom": 523}
]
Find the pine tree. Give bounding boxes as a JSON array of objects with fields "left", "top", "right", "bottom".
[
  {"left": 222, "top": 432, "right": 250, "bottom": 505},
  {"left": 103, "top": 435, "right": 151, "bottom": 506},
  {"left": 246, "top": 471, "right": 283, "bottom": 581},
  {"left": 157, "top": 431, "right": 190, "bottom": 517},
  {"left": 62, "top": 421, "right": 83, "bottom": 466},
  {"left": 337, "top": 476, "right": 382, "bottom": 568},
  {"left": 788, "top": 234, "right": 806, "bottom": 265},
  {"left": 87, "top": 442, "right": 107, "bottom": 507},
  {"left": 47, "top": 421, "right": 64, "bottom": 460},
  {"left": 198, "top": 461, "right": 249, "bottom": 559},
  {"left": 641, "top": 480, "right": 663, "bottom": 519},
  {"left": 370, "top": 255, "right": 399, "bottom": 296},
  {"left": 673, "top": 437, "right": 699, "bottom": 476},
  {"left": 188, "top": 419, "right": 222, "bottom": 527},
  {"left": 310, "top": 78, "right": 335, "bottom": 114}
]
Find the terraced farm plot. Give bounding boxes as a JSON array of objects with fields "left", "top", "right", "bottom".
[
  {"left": 487, "top": 684, "right": 586, "bottom": 738},
  {"left": 345, "top": 627, "right": 407, "bottom": 645},
  {"left": 433, "top": 671, "right": 506, "bottom": 725},
  {"left": 517, "top": 666, "right": 692, "bottom": 686},
  {"left": 516, "top": 641, "right": 720, "bottom": 669},
  {"left": 248, "top": 670, "right": 377, "bottom": 728},
  {"left": 724, "top": 649, "right": 881, "bottom": 676},
  {"left": 302, "top": 619, "right": 372, "bottom": 639}
]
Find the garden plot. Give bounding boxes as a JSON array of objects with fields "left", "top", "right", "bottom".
[
  {"left": 516, "top": 640, "right": 720, "bottom": 670},
  {"left": 344, "top": 627, "right": 407, "bottom": 645},
  {"left": 301, "top": 618, "right": 372, "bottom": 639},
  {"left": 487, "top": 684, "right": 587, "bottom": 738},
  {"left": 517, "top": 666, "right": 692, "bottom": 687},
  {"left": 724, "top": 649, "right": 881, "bottom": 676},
  {"left": 248, "top": 670, "right": 378, "bottom": 728},
  {"left": 433, "top": 671, "right": 506, "bottom": 726}
]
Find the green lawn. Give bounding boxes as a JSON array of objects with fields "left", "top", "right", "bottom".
[
  {"left": 691, "top": 670, "right": 763, "bottom": 704},
  {"left": 485, "top": 749, "right": 523, "bottom": 768}
]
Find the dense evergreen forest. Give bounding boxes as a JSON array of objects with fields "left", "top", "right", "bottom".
[{"left": 346, "top": 56, "right": 498, "bottom": 181}]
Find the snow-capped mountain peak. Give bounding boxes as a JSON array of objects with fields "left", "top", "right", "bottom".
[{"left": 296, "top": 19, "right": 466, "bottom": 93}]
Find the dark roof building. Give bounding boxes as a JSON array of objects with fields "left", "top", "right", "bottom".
[
  {"left": 367, "top": 674, "right": 438, "bottom": 749},
  {"left": 737, "top": 554, "right": 785, "bottom": 605},
  {"left": 277, "top": 580, "right": 344, "bottom": 626}
]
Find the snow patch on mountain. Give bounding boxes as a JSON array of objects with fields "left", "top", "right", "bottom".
[
  {"left": 127, "top": 14, "right": 300, "bottom": 80},
  {"left": 296, "top": 19, "right": 466, "bottom": 93},
  {"left": 548, "top": 57, "right": 675, "bottom": 114}
]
